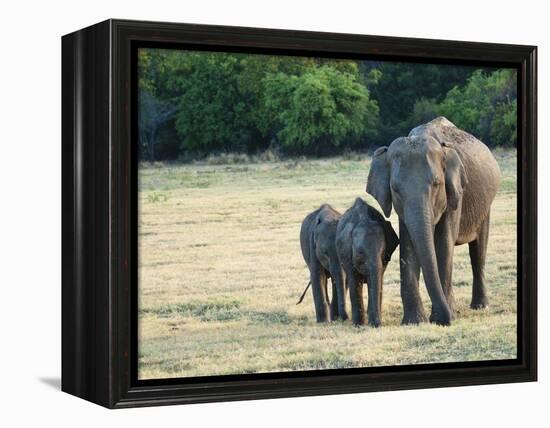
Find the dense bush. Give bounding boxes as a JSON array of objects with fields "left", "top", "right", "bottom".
[
  {"left": 368, "top": 62, "right": 474, "bottom": 143},
  {"left": 137, "top": 48, "right": 517, "bottom": 161},
  {"left": 171, "top": 53, "right": 259, "bottom": 154},
  {"left": 438, "top": 69, "right": 517, "bottom": 147},
  {"left": 264, "top": 65, "right": 378, "bottom": 155}
]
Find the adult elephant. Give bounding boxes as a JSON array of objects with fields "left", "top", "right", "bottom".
[{"left": 367, "top": 117, "right": 500, "bottom": 326}]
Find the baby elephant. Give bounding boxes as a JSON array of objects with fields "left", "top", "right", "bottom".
[
  {"left": 336, "top": 198, "right": 399, "bottom": 327},
  {"left": 300, "top": 204, "right": 348, "bottom": 322}
]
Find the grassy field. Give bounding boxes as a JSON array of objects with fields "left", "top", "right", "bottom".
[{"left": 137, "top": 148, "right": 517, "bottom": 380}]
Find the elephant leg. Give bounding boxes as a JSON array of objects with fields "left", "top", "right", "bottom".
[
  {"left": 469, "top": 213, "right": 490, "bottom": 309},
  {"left": 399, "top": 219, "right": 428, "bottom": 324},
  {"left": 347, "top": 269, "right": 365, "bottom": 326},
  {"left": 330, "top": 278, "right": 338, "bottom": 321},
  {"left": 330, "top": 258, "right": 348, "bottom": 321},
  {"left": 434, "top": 214, "right": 458, "bottom": 319},
  {"left": 310, "top": 260, "right": 330, "bottom": 323},
  {"left": 379, "top": 279, "right": 383, "bottom": 310},
  {"left": 366, "top": 265, "right": 382, "bottom": 327}
]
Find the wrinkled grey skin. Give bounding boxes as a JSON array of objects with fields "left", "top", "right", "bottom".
[
  {"left": 367, "top": 117, "right": 500, "bottom": 326},
  {"left": 300, "top": 204, "right": 348, "bottom": 322},
  {"left": 336, "top": 198, "right": 399, "bottom": 327}
]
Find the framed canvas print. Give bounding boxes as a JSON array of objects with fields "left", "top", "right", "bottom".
[{"left": 61, "top": 19, "right": 537, "bottom": 408}]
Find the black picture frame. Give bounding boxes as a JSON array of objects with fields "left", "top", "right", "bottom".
[{"left": 61, "top": 19, "right": 537, "bottom": 408}]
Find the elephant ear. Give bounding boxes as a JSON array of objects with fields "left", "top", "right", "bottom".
[
  {"left": 442, "top": 142, "right": 467, "bottom": 211},
  {"left": 367, "top": 146, "right": 392, "bottom": 217},
  {"left": 383, "top": 220, "right": 399, "bottom": 264}
]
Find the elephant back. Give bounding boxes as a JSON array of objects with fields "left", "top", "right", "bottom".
[{"left": 408, "top": 116, "right": 501, "bottom": 242}]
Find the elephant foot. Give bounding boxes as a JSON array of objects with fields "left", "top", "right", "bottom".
[
  {"left": 470, "top": 299, "right": 489, "bottom": 310},
  {"left": 329, "top": 310, "right": 349, "bottom": 322},
  {"left": 401, "top": 309, "right": 428, "bottom": 325},
  {"left": 338, "top": 310, "right": 349, "bottom": 322},
  {"left": 352, "top": 315, "right": 366, "bottom": 326},
  {"left": 315, "top": 312, "right": 330, "bottom": 323},
  {"left": 429, "top": 306, "right": 452, "bottom": 326},
  {"left": 368, "top": 316, "right": 381, "bottom": 328},
  {"left": 315, "top": 304, "right": 330, "bottom": 323}
]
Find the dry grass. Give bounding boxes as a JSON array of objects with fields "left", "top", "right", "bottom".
[{"left": 138, "top": 148, "right": 517, "bottom": 379}]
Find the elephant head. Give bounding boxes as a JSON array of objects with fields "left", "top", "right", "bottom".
[
  {"left": 313, "top": 207, "right": 340, "bottom": 271},
  {"left": 366, "top": 135, "right": 467, "bottom": 324}
]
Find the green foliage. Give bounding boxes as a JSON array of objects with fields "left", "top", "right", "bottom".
[
  {"left": 264, "top": 65, "right": 378, "bottom": 154},
  {"left": 408, "top": 97, "right": 441, "bottom": 128},
  {"left": 438, "top": 69, "right": 517, "bottom": 146},
  {"left": 369, "top": 62, "right": 473, "bottom": 142},
  {"left": 170, "top": 52, "right": 258, "bottom": 153},
  {"left": 157, "top": 51, "right": 318, "bottom": 155},
  {"left": 137, "top": 47, "right": 518, "bottom": 160},
  {"left": 138, "top": 49, "right": 185, "bottom": 160},
  {"left": 364, "top": 68, "right": 382, "bottom": 87}
]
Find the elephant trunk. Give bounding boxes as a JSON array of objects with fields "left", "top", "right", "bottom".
[
  {"left": 404, "top": 207, "right": 452, "bottom": 325},
  {"left": 367, "top": 266, "right": 382, "bottom": 327}
]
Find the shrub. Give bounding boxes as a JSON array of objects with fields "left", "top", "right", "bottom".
[{"left": 438, "top": 69, "right": 517, "bottom": 146}]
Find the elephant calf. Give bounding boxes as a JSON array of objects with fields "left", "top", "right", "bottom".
[
  {"left": 300, "top": 204, "right": 348, "bottom": 322},
  {"left": 336, "top": 198, "right": 399, "bottom": 326}
]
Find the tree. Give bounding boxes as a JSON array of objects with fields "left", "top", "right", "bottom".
[
  {"left": 169, "top": 52, "right": 260, "bottom": 154},
  {"left": 169, "top": 52, "right": 353, "bottom": 155},
  {"left": 264, "top": 65, "right": 378, "bottom": 154},
  {"left": 138, "top": 90, "right": 177, "bottom": 161},
  {"left": 407, "top": 97, "right": 441, "bottom": 129},
  {"left": 368, "top": 62, "right": 474, "bottom": 143},
  {"left": 438, "top": 69, "right": 517, "bottom": 146},
  {"left": 137, "top": 48, "right": 181, "bottom": 160},
  {"left": 136, "top": 46, "right": 516, "bottom": 159},
  {"left": 229, "top": 54, "right": 318, "bottom": 151}
]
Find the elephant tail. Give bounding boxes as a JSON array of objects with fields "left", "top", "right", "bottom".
[{"left": 296, "top": 281, "right": 311, "bottom": 305}]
